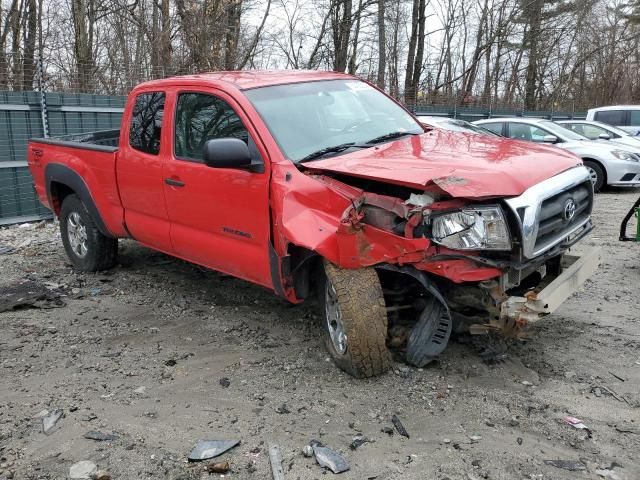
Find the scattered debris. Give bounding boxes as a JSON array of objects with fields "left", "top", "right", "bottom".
[
  {"left": 562, "top": 416, "right": 592, "bottom": 437},
  {"left": 275, "top": 404, "right": 291, "bottom": 414},
  {"left": 381, "top": 427, "right": 394, "bottom": 436},
  {"left": 310, "top": 440, "right": 350, "bottom": 474},
  {"left": 302, "top": 445, "right": 314, "bottom": 458},
  {"left": 609, "top": 372, "right": 626, "bottom": 382},
  {"left": 591, "top": 385, "right": 628, "bottom": 403},
  {"left": 268, "top": 445, "right": 285, "bottom": 480},
  {"left": 42, "top": 409, "right": 63, "bottom": 435},
  {"left": 469, "top": 434, "right": 482, "bottom": 443},
  {"left": 206, "top": 462, "right": 230, "bottom": 474},
  {"left": 0, "top": 280, "right": 65, "bottom": 313},
  {"left": 596, "top": 469, "right": 623, "bottom": 479},
  {"left": 83, "top": 431, "right": 118, "bottom": 442},
  {"left": 391, "top": 415, "right": 409, "bottom": 438},
  {"left": 164, "top": 359, "right": 177, "bottom": 367},
  {"left": 92, "top": 470, "right": 112, "bottom": 480},
  {"left": 442, "top": 438, "right": 451, "bottom": 444},
  {"left": 349, "top": 435, "right": 372, "bottom": 450},
  {"left": 69, "top": 460, "right": 98, "bottom": 479},
  {"left": 188, "top": 439, "right": 240, "bottom": 461},
  {"left": 219, "top": 377, "right": 231, "bottom": 388},
  {"left": 544, "top": 459, "right": 586, "bottom": 471},
  {"left": 0, "top": 244, "right": 14, "bottom": 255}
]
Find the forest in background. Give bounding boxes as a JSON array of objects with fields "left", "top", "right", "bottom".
[{"left": 0, "top": 0, "right": 639, "bottom": 110}]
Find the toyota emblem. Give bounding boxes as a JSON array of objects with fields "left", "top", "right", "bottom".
[{"left": 563, "top": 199, "right": 577, "bottom": 221}]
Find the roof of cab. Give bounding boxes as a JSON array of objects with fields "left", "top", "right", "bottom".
[{"left": 135, "top": 70, "right": 353, "bottom": 90}]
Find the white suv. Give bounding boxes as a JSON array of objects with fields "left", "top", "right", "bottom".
[
  {"left": 474, "top": 117, "right": 640, "bottom": 192},
  {"left": 586, "top": 106, "right": 640, "bottom": 135}
]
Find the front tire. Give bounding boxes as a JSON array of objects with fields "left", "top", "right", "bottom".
[
  {"left": 319, "top": 260, "right": 391, "bottom": 378},
  {"left": 60, "top": 194, "right": 118, "bottom": 272},
  {"left": 583, "top": 160, "right": 605, "bottom": 192}
]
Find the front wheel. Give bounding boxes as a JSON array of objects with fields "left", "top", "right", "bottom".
[
  {"left": 60, "top": 194, "right": 118, "bottom": 272},
  {"left": 583, "top": 160, "right": 605, "bottom": 192},
  {"left": 319, "top": 261, "right": 391, "bottom": 378}
]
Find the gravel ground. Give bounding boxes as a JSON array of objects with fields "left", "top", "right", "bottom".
[{"left": 0, "top": 188, "right": 639, "bottom": 480}]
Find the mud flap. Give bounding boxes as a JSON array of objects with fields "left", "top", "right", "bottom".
[
  {"left": 376, "top": 264, "right": 452, "bottom": 367},
  {"left": 405, "top": 295, "right": 452, "bottom": 367}
]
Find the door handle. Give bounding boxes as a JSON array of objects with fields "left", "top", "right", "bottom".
[{"left": 165, "top": 178, "right": 185, "bottom": 187}]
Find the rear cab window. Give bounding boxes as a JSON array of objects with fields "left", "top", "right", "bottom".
[
  {"left": 129, "top": 92, "right": 166, "bottom": 155},
  {"left": 594, "top": 110, "right": 625, "bottom": 126}
]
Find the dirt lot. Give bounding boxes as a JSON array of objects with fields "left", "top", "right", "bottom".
[{"left": 1, "top": 189, "right": 639, "bottom": 480}]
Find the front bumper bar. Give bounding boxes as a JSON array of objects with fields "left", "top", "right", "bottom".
[{"left": 500, "top": 247, "right": 601, "bottom": 328}]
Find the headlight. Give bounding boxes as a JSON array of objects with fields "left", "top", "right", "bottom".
[
  {"left": 611, "top": 150, "right": 640, "bottom": 162},
  {"left": 431, "top": 206, "right": 511, "bottom": 250}
]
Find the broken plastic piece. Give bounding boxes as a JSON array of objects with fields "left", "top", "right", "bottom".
[
  {"left": 405, "top": 295, "right": 452, "bottom": 367},
  {"left": 349, "top": 435, "right": 372, "bottom": 450},
  {"left": 42, "top": 409, "right": 63, "bottom": 435},
  {"left": 310, "top": 440, "right": 350, "bottom": 474},
  {"left": 562, "top": 416, "right": 592, "bottom": 437},
  {"left": 391, "top": 415, "right": 409, "bottom": 438},
  {"left": 187, "top": 439, "right": 240, "bottom": 461},
  {"left": 268, "top": 445, "right": 285, "bottom": 480},
  {"left": 83, "top": 431, "right": 118, "bottom": 441}
]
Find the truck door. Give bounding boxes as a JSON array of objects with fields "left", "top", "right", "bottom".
[
  {"left": 162, "top": 89, "right": 272, "bottom": 288},
  {"left": 117, "top": 90, "right": 173, "bottom": 252}
]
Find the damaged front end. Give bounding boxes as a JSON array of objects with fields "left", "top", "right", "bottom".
[{"left": 271, "top": 162, "right": 599, "bottom": 366}]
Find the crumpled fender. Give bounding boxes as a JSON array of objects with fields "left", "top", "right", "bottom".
[{"left": 271, "top": 163, "right": 429, "bottom": 269}]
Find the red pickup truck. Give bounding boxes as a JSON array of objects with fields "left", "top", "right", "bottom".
[{"left": 28, "top": 71, "right": 600, "bottom": 377}]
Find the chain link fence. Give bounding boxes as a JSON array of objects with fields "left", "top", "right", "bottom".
[{"left": 0, "top": 58, "right": 591, "bottom": 224}]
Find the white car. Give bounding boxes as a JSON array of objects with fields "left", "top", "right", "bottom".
[
  {"left": 473, "top": 117, "right": 640, "bottom": 192},
  {"left": 416, "top": 115, "right": 500, "bottom": 136},
  {"left": 558, "top": 120, "right": 640, "bottom": 149},
  {"left": 585, "top": 106, "right": 640, "bottom": 135}
]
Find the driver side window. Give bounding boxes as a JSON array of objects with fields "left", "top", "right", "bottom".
[{"left": 175, "top": 93, "right": 248, "bottom": 162}]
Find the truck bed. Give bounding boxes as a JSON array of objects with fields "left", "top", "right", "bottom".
[{"left": 33, "top": 129, "right": 120, "bottom": 151}]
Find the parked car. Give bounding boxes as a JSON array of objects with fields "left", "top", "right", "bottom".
[
  {"left": 28, "top": 71, "right": 600, "bottom": 377},
  {"left": 586, "top": 106, "right": 640, "bottom": 135},
  {"left": 416, "top": 115, "right": 500, "bottom": 136},
  {"left": 558, "top": 120, "right": 640, "bottom": 148},
  {"left": 474, "top": 117, "right": 640, "bottom": 191}
]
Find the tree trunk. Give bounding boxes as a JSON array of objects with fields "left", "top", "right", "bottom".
[{"left": 376, "top": 0, "right": 386, "bottom": 89}]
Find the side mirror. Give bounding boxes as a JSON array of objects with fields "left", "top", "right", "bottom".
[
  {"left": 543, "top": 135, "right": 558, "bottom": 143},
  {"left": 203, "top": 138, "right": 253, "bottom": 170},
  {"left": 598, "top": 133, "right": 611, "bottom": 140}
]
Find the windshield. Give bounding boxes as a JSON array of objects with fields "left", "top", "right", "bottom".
[
  {"left": 540, "top": 120, "right": 588, "bottom": 141},
  {"left": 438, "top": 119, "right": 500, "bottom": 136},
  {"left": 245, "top": 79, "right": 423, "bottom": 162}
]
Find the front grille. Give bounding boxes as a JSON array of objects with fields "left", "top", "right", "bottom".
[
  {"left": 534, "top": 180, "right": 592, "bottom": 252},
  {"left": 504, "top": 167, "right": 594, "bottom": 259}
]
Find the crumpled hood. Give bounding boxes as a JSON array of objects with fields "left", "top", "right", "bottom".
[{"left": 303, "top": 130, "right": 583, "bottom": 198}]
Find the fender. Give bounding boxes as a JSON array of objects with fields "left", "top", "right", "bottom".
[{"left": 45, "top": 163, "right": 114, "bottom": 238}]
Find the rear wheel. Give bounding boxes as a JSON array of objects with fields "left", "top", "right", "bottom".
[
  {"left": 60, "top": 194, "right": 118, "bottom": 272},
  {"left": 319, "top": 261, "right": 391, "bottom": 378},
  {"left": 583, "top": 160, "right": 605, "bottom": 192}
]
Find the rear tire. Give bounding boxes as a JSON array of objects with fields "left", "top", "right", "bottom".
[
  {"left": 60, "top": 194, "right": 118, "bottom": 272},
  {"left": 583, "top": 160, "right": 605, "bottom": 192},
  {"left": 319, "top": 260, "right": 391, "bottom": 378}
]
